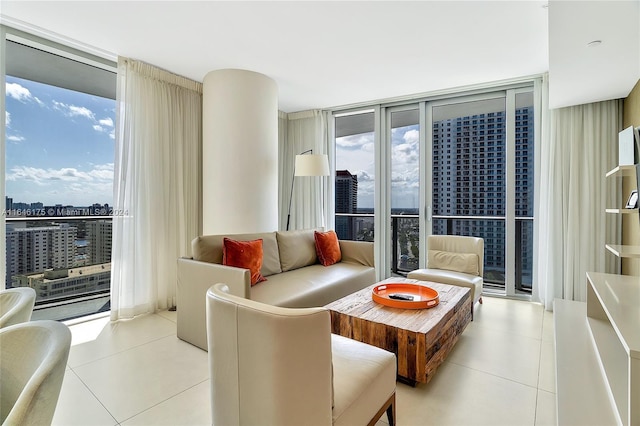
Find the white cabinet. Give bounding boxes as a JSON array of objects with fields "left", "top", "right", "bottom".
[
  {"left": 586, "top": 272, "right": 640, "bottom": 426},
  {"left": 555, "top": 166, "right": 640, "bottom": 425}
]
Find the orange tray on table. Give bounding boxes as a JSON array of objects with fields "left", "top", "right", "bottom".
[{"left": 372, "top": 283, "right": 439, "bottom": 309}]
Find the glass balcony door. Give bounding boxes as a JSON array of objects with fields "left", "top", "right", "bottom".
[{"left": 427, "top": 90, "right": 534, "bottom": 296}]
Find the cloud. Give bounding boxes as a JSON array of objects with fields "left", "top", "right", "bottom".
[
  {"left": 7, "top": 135, "right": 25, "bottom": 142},
  {"left": 336, "top": 133, "right": 373, "bottom": 150},
  {"left": 52, "top": 101, "right": 96, "bottom": 120},
  {"left": 53, "top": 101, "right": 115, "bottom": 139},
  {"left": 69, "top": 105, "right": 95, "bottom": 119},
  {"left": 6, "top": 82, "right": 32, "bottom": 102},
  {"left": 99, "top": 117, "right": 114, "bottom": 127},
  {"left": 403, "top": 129, "right": 419, "bottom": 144},
  {"left": 5, "top": 111, "right": 10, "bottom": 127},
  {"left": 6, "top": 163, "right": 113, "bottom": 185}
]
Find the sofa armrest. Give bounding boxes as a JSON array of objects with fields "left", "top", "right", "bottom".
[
  {"left": 177, "top": 258, "right": 251, "bottom": 350},
  {"left": 339, "top": 240, "right": 374, "bottom": 268}
]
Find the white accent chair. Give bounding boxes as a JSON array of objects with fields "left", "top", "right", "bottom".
[
  {"left": 0, "top": 287, "right": 36, "bottom": 329},
  {"left": 0, "top": 320, "right": 72, "bottom": 425},
  {"left": 408, "top": 235, "right": 484, "bottom": 318},
  {"left": 206, "top": 283, "right": 397, "bottom": 426}
]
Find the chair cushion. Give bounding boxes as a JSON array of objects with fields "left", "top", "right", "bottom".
[
  {"left": 315, "top": 230, "right": 342, "bottom": 266},
  {"left": 428, "top": 249, "right": 479, "bottom": 275},
  {"left": 408, "top": 268, "right": 483, "bottom": 303},
  {"left": 331, "top": 334, "right": 396, "bottom": 426},
  {"left": 276, "top": 229, "right": 320, "bottom": 272},
  {"left": 222, "top": 238, "right": 266, "bottom": 286}
]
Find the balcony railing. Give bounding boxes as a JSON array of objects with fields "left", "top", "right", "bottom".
[
  {"left": 335, "top": 213, "right": 533, "bottom": 293},
  {"left": 6, "top": 216, "right": 112, "bottom": 321}
]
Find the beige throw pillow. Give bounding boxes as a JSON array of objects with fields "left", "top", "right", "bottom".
[{"left": 428, "top": 250, "right": 479, "bottom": 276}]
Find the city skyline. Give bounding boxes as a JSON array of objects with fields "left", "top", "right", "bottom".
[{"left": 5, "top": 76, "right": 115, "bottom": 206}]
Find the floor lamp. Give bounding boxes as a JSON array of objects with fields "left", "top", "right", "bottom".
[{"left": 286, "top": 149, "right": 330, "bottom": 231}]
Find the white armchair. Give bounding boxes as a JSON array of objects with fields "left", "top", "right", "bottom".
[
  {"left": 206, "top": 283, "right": 397, "bottom": 426},
  {"left": 0, "top": 287, "right": 36, "bottom": 329},
  {"left": 0, "top": 320, "right": 72, "bottom": 425},
  {"left": 408, "top": 235, "right": 484, "bottom": 318}
]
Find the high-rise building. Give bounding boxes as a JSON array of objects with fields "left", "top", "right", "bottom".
[
  {"left": 5, "top": 224, "right": 77, "bottom": 287},
  {"left": 87, "top": 220, "right": 112, "bottom": 264},
  {"left": 335, "top": 170, "right": 358, "bottom": 240}
]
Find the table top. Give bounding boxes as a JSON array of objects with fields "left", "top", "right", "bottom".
[{"left": 325, "top": 277, "right": 470, "bottom": 334}]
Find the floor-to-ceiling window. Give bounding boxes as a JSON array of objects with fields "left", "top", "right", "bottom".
[
  {"left": 3, "top": 29, "right": 117, "bottom": 320},
  {"left": 334, "top": 110, "right": 375, "bottom": 242},
  {"left": 333, "top": 83, "right": 537, "bottom": 297},
  {"left": 390, "top": 108, "right": 420, "bottom": 274}
]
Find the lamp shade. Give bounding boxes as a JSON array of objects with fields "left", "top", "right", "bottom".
[{"left": 294, "top": 154, "right": 330, "bottom": 176}]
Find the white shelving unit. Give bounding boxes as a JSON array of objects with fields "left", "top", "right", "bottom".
[{"left": 556, "top": 165, "right": 640, "bottom": 425}]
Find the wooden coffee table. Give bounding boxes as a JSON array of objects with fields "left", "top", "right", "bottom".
[{"left": 325, "top": 277, "right": 471, "bottom": 386}]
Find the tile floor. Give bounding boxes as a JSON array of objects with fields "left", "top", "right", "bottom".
[{"left": 53, "top": 296, "right": 556, "bottom": 426}]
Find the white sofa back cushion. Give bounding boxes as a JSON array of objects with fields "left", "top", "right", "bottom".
[
  {"left": 192, "top": 232, "right": 282, "bottom": 276},
  {"left": 276, "top": 228, "right": 322, "bottom": 272}
]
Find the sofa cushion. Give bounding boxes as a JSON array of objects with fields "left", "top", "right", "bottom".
[
  {"left": 276, "top": 229, "right": 320, "bottom": 272},
  {"left": 192, "top": 232, "right": 282, "bottom": 276},
  {"left": 315, "top": 230, "right": 342, "bottom": 266},
  {"left": 223, "top": 238, "right": 266, "bottom": 286},
  {"left": 428, "top": 249, "right": 479, "bottom": 275},
  {"left": 250, "top": 263, "right": 375, "bottom": 308}
]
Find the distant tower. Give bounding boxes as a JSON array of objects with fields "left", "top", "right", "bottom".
[
  {"left": 88, "top": 220, "right": 113, "bottom": 264},
  {"left": 335, "top": 170, "right": 358, "bottom": 239}
]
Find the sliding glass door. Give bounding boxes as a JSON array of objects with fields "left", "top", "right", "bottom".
[{"left": 428, "top": 90, "right": 534, "bottom": 296}]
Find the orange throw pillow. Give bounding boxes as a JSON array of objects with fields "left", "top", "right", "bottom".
[
  {"left": 222, "top": 238, "right": 266, "bottom": 286},
  {"left": 314, "top": 230, "right": 342, "bottom": 266}
]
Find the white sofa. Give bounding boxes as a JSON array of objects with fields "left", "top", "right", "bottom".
[{"left": 177, "top": 229, "right": 376, "bottom": 350}]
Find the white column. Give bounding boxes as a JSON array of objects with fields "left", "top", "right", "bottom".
[{"left": 202, "top": 69, "right": 278, "bottom": 234}]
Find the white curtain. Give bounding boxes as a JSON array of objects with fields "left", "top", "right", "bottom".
[
  {"left": 279, "top": 110, "right": 330, "bottom": 231},
  {"left": 535, "top": 96, "right": 621, "bottom": 310},
  {"left": 111, "top": 58, "right": 202, "bottom": 320}
]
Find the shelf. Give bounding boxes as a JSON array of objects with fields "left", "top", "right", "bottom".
[
  {"left": 605, "top": 244, "right": 640, "bottom": 258},
  {"left": 605, "top": 208, "right": 638, "bottom": 214},
  {"left": 606, "top": 165, "right": 637, "bottom": 178}
]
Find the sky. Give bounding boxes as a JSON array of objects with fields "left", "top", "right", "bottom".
[
  {"left": 336, "top": 123, "right": 420, "bottom": 210},
  {"left": 5, "top": 76, "right": 115, "bottom": 206}
]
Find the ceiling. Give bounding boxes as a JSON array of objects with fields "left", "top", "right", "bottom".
[{"left": 1, "top": 1, "right": 638, "bottom": 112}]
